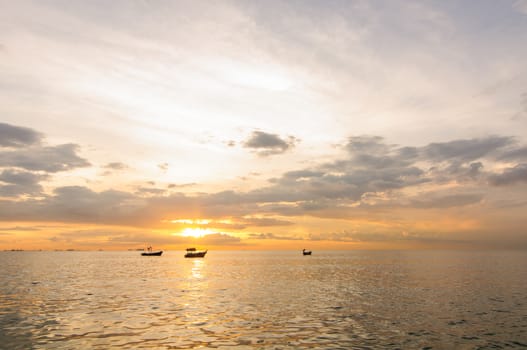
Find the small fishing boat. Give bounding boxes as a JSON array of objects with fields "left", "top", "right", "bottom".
[
  {"left": 302, "top": 249, "right": 312, "bottom": 255},
  {"left": 141, "top": 246, "right": 163, "bottom": 256},
  {"left": 184, "top": 247, "right": 207, "bottom": 258}
]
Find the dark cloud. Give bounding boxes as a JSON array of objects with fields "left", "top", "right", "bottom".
[
  {"left": 168, "top": 183, "right": 197, "bottom": 189},
  {"left": 280, "top": 170, "right": 326, "bottom": 181},
  {"left": 49, "top": 186, "right": 138, "bottom": 222},
  {"left": 423, "top": 136, "right": 513, "bottom": 163},
  {"left": 243, "top": 131, "right": 299, "bottom": 156},
  {"left": 497, "top": 146, "right": 527, "bottom": 162},
  {"left": 0, "top": 144, "right": 91, "bottom": 172},
  {"left": 235, "top": 135, "right": 527, "bottom": 216},
  {"left": 488, "top": 164, "right": 527, "bottom": 186},
  {"left": 0, "top": 169, "right": 48, "bottom": 197},
  {"left": 256, "top": 136, "right": 430, "bottom": 203},
  {"left": 0, "top": 186, "right": 142, "bottom": 225},
  {"left": 0, "top": 169, "right": 49, "bottom": 186},
  {"left": 345, "top": 135, "right": 391, "bottom": 156},
  {"left": 0, "top": 123, "right": 43, "bottom": 148},
  {"left": 340, "top": 135, "right": 513, "bottom": 172},
  {"left": 135, "top": 186, "right": 167, "bottom": 195}
]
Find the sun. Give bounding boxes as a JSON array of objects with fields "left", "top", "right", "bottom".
[{"left": 180, "top": 227, "right": 213, "bottom": 238}]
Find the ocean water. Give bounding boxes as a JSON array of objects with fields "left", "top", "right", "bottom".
[{"left": 0, "top": 250, "right": 526, "bottom": 349}]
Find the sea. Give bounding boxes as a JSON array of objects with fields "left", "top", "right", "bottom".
[{"left": 0, "top": 250, "right": 526, "bottom": 349}]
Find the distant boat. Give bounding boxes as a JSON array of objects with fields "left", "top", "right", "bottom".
[
  {"left": 141, "top": 246, "right": 163, "bottom": 256},
  {"left": 184, "top": 247, "right": 207, "bottom": 258},
  {"left": 302, "top": 249, "right": 312, "bottom": 255}
]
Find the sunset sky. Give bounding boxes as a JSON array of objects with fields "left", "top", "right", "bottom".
[{"left": 1, "top": 0, "right": 527, "bottom": 250}]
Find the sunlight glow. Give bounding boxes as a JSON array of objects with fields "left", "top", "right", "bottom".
[
  {"left": 172, "top": 219, "right": 211, "bottom": 225},
  {"left": 180, "top": 227, "right": 213, "bottom": 238}
]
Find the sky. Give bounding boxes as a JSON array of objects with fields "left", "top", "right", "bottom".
[{"left": 1, "top": 0, "right": 527, "bottom": 250}]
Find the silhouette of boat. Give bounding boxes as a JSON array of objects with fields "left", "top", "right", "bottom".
[
  {"left": 184, "top": 247, "right": 207, "bottom": 258},
  {"left": 141, "top": 246, "right": 163, "bottom": 256},
  {"left": 302, "top": 249, "right": 312, "bottom": 255}
]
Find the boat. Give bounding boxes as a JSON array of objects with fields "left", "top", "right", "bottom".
[
  {"left": 302, "top": 249, "right": 312, "bottom": 255},
  {"left": 141, "top": 246, "right": 163, "bottom": 256},
  {"left": 184, "top": 247, "right": 207, "bottom": 258}
]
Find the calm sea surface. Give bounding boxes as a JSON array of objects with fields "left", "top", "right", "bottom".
[{"left": 1, "top": 250, "right": 526, "bottom": 349}]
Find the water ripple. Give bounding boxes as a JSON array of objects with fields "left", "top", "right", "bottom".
[{"left": 1, "top": 250, "right": 526, "bottom": 349}]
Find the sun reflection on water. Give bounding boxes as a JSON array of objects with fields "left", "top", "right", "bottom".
[{"left": 191, "top": 258, "right": 204, "bottom": 279}]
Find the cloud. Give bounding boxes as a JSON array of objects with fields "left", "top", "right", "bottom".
[
  {"left": 248, "top": 232, "right": 302, "bottom": 240},
  {"left": 135, "top": 186, "right": 167, "bottom": 196},
  {"left": 0, "top": 225, "right": 41, "bottom": 231},
  {"left": 0, "top": 143, "right": 90, "bottom": 172},
  {"left": 308, "top": 231, "right": 387, "bottom": 242},
  {"left": 198, "top": 233, "right": 242, "bottom": 245},
  {"left": 100, "top": 162, "right": 129, "bottom": 176},
  {"left": 0, "top": 134, "right": 526, "bottom": 245},
  {"left": 513, "top": 0, "right": 527, "bottom": 15},
  {"left": 0, "top": 123, "right": 91, "bottom": 174},
  {"left": 0, "top": 124, "right": 90, "bottom": 178},
  {"left": 0, "top": 123, "right": 43, "bottom": 148},
  {"left": 408, "top": 193, "right": 483, "bottom": 209},
  {"left": 0, "top": 169, "right": 49, "bottom": 186},
  {"left": 0, "top": 169, "right": 48, "bottom": 197},
  {"left": 204, "top": 216, "right": 294, "bottom": 230},
  {"left": 50, "top": 228, "right": 181, "bottom": 247},
  {"left": 103, "top": 162, "right": 128, "bottom": 170},
  {"left": 488, "top": 164, "right": 527, "bottom": 186},
  {"left": 422, "top": 136, "right": 513, "bottom": 163},
  {"left": 241, "top": 217, "right": 294, "bottom": 227},
  {"left": 106, "top": 231, "right": 242, "bottom": 247},
  {"left": 168, "top": 183, "right": 197, "bottom": 189},
  {"left": 243, "top": 131, "right": 299, "bottom": 156},
  {"left": 158, "top": 162, "right": 169, "bottom": 172},
  {"left": 0, "top": 186, "right": 143, "bottom": 225},
  {"left": 498, "top": 146, "right": 527, "bottom": 162}
]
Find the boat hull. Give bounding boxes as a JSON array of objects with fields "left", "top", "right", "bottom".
[
  {"left": 184, "top": 251, "right": 207, "bottom": 258},
  {"left": 141, "top": 251, "right": 163, "bottom": 256}
]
